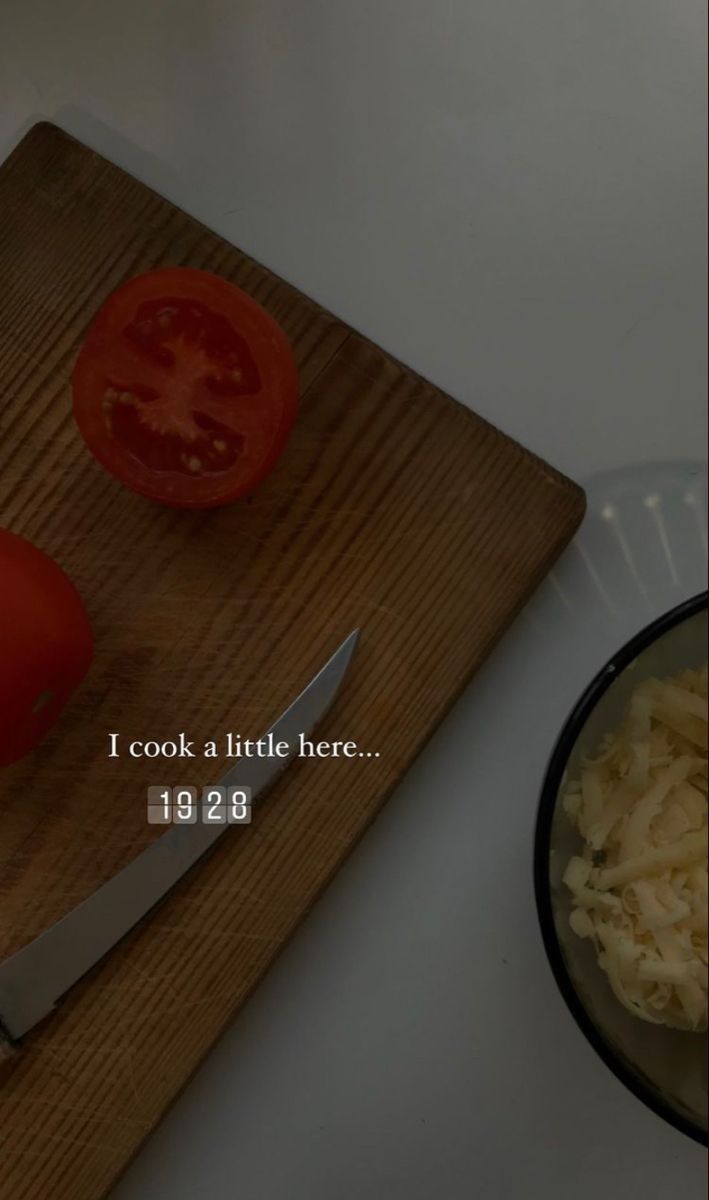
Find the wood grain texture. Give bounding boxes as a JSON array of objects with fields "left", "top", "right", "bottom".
[{"left": 0, "top": 123, "right": 585, "bottom": 1200}]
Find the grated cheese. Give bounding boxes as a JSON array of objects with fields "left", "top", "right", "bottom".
[{"left": 563, "top": 664, "right": 708, "bottom": 1031}]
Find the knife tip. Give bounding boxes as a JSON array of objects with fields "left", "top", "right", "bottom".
[
  {"left": 329, "top": 629, "right": 360, "bottom": 676},
  {"left": 342, "top": 628, "right": 360, "bottom": 655}
]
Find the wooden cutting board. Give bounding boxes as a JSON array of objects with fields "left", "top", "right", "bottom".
[{"left": 0, "top": 123, "right": 584, "bottom": 1200}]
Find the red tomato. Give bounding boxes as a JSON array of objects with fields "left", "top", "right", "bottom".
[
  {"left": 0, "top": 530, "right": 93, "bottom": 767},
  {"left": 72, "top": 267, "right": 299, "bottom": 508}
]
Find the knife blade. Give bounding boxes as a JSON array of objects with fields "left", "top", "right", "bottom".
[{"left": 0, "top": 630, "right": 359, "bottom": 1048}]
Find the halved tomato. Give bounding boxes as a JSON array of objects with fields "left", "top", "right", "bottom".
[{"left": 72, "top": 268, "right": 299, "bottom": 508}]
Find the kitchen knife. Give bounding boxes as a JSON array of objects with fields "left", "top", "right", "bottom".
[{"left": 0, "top": 630, "right": 359, "bottom": 1052}]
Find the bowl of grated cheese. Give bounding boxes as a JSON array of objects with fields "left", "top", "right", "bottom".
[{"left": 535, "top": 591, "right": 708, "bottom": 1145}]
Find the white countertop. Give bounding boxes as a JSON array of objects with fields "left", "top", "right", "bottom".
[{"left": 1, "top": 2, "right": 707, "bottom": 1197}]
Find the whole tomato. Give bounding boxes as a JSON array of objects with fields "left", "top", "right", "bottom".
[{"left": 0, "top": 529, "right": 93, "bottom": 767}]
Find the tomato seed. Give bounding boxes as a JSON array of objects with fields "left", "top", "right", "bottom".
[{"left": 32, "top": 688, "right": 54, "bottom": 714}]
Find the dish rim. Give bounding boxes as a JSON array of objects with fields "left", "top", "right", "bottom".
[{"left": 534, "top": 589, "right": 709, "bottom": 1147}]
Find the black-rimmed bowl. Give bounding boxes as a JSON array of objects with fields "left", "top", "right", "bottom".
[{"left": 535, "top": 592, "right": 709, "bottom": 1145}]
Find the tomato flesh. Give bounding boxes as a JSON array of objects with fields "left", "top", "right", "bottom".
[
  {"left": 72, "top": 269, "right": 299, "bottom": 507},
  {"left": 0, "top": 530, "right": 93, "bottom": 767}
]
